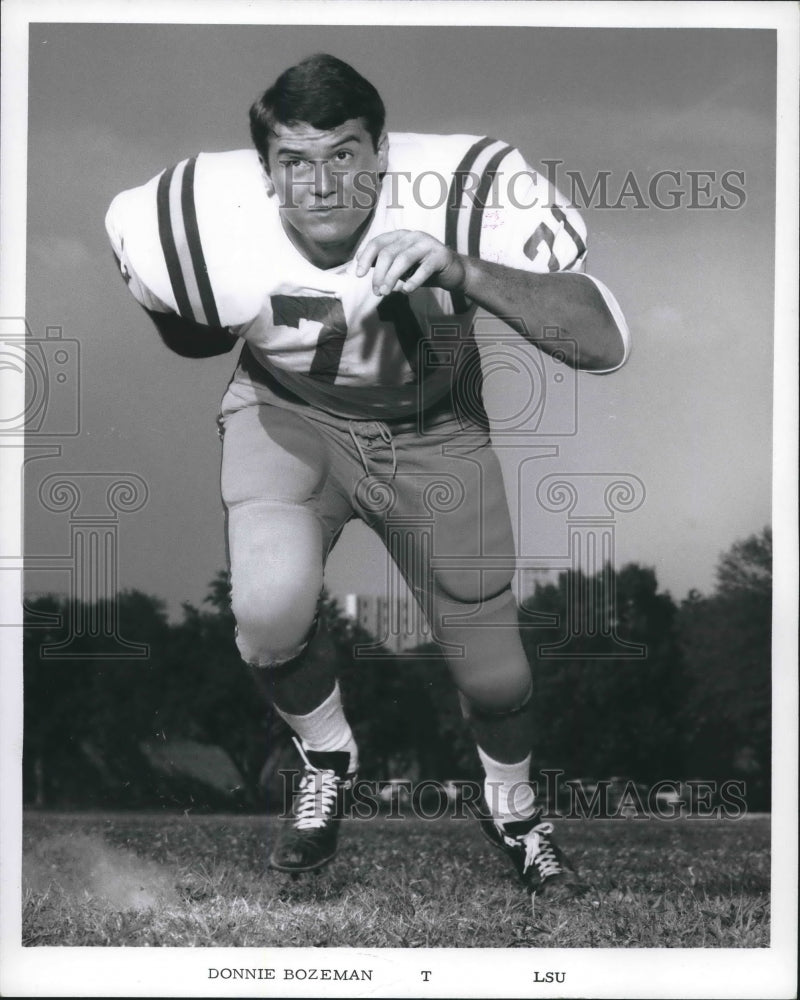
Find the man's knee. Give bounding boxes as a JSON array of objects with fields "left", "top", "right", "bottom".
[
  {"left": 232, "top": 579, "right": 320, "bottom": 668},
  {"left": 226, "top": 496, "right": 325, "bottom": 668},
  {"left": 433, "top": 581, "right": 532, "bottom": 714},
  {"left": 433, "top": 566, "right": 514, "bottom": 606},
  {"left": 431, "top": 573, "right": 519, "bottom": 643},
  {"left": 462, "top": 677, "right": 533, "bottom": 719},
  {"left": 234, "top": 607, "right": 318, "bottom": 669}
]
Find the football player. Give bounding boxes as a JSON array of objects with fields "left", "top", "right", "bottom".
[{"left": 106, "top": 54, "right": 629, "bottom": 901}]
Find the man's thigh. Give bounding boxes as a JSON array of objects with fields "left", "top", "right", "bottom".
[
  {"left": 355, "top": 417, "right": 527, "bottom": 705},
  {"left": 358, "top": 417, "right": 517, "bottom": 604},
  {"left": 219, "top": 398, "right": 353, "bottom": 664},
  {"left": 220, "top": 399, "right": 353, "bottom": 550}
]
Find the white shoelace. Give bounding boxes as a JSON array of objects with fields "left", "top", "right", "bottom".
[
  {"left": 292, "top": 737, "right": 341, "bottom": 831},
  {"left": 293, "top": 769, "right": 339, "bottom": 830},
  {"left": 503, "top": 821, "right": 562, "bottom": 877}
]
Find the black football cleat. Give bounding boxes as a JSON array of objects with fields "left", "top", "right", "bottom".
[
  {"left": 269, "top": 738, "right": 356, "bottom": 874},
  {"left": 475, "top": 802, "right": 589, "bottom": 900}
]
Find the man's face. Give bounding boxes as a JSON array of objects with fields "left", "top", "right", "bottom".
[{"left": 264, "top": 117, "right": 388, "bottom": 265}]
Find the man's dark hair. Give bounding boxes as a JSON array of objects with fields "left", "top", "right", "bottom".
[{"left": 249, "top": 54, "right": 386, "bottom": 159}]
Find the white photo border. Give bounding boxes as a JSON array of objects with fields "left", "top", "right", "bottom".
[{"left": 1, "top": 2, "right": 797, "bottom": 997}]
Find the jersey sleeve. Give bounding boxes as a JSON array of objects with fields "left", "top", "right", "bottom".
[
  {"left": 104, "top": 151, "right": 270, "bottom": 330},
  {"left": 442, "top": 137, "right": 629, "bottom": 372},
  {"left": 475, "top": 146, "right": 588, "bottom": 274},
  {"left": 105, "top": 190, "right": 173, "bottom": 313}
]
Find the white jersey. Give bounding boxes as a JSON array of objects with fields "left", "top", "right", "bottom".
[{"left": 106, "top": 133, "right": 590, "bottom": 418}]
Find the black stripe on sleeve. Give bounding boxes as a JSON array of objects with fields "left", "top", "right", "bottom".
[
  {"left": 467, "top": 144, "right": 513, "bottom": 259},
  {"left": 156, "top": 165, "right": 195, "bottom": 321},
  {"left": 444, "top": 136, "right": 496, "bottom": 314},
  {"left": 445, "top": 136, "right": 496, "bottom": 252},
  {"left": 181, "top": 156, "right": 222, "bottom": 327}
]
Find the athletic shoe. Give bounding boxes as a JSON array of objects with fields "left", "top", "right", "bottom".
[
  {"left": 268, "top": 738, "right": 356, "bottom": 873},
  {"left": 475, "top": 803, "right": 589, "bottom": 899}
]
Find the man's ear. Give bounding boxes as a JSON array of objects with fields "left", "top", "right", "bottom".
[
  {"left": 258, "top": 154, "right": 275, "bottom": 196},
  {"left": 376, "top": 132, "right": 389, "bottom": 174}
]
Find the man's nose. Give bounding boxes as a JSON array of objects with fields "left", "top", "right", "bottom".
[{"left": 312, "top": 161, "right": 337, "bottom": 199}]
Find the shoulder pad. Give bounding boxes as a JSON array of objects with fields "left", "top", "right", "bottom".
[{"left": 106, "top": 150, "right": 274, "bottom": 327}]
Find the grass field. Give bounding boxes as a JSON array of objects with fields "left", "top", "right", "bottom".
[{"left": 22, "top": 810, "right": 770, "bottom": 948}]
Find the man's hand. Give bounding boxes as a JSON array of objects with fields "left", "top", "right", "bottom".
[
  {"left": 356, "top": 230, "right": 466, "bottom": 296},
  {"left": 356, "top": 229, "right": 629, "bottom": 373}
]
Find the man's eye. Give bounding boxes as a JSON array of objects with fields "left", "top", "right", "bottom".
[{"left": 334, "top": 150, "right": 353, "bottom": 161}]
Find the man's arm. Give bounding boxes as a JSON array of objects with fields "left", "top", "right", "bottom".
[
  {"left": 107, "top": 185, "right": 239, "bottom": 359},
  {"left": 142, "top": 308, "right": 239, "bottom": 359},
  {"left": 459, "top": 257, "right": 626, "bottom": 372},
  {"left": 356, "top": 230, "right": 629, "bottom": 374},
  {"left": 108, "top": 235, "right": 239, "bottom": 358}
]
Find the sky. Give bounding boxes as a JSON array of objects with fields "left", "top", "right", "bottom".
[{"left": 18, "top": 21, "right": 779, "bottom": 616}]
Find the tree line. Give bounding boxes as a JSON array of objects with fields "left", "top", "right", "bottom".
[{"left": 22, "top": 527, "right": 771, "bottom": 811}]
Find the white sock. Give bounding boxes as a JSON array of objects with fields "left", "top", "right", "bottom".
[
  {"left": 477, "top": 745, "right": 536, "bottom": 826},
  {"left": 274, "top": 682, "right": 358, "bottom": 770}
]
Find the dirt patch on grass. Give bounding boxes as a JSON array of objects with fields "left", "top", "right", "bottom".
[{"left": 24, "top": 830, "right": 180, "bottom": 911}]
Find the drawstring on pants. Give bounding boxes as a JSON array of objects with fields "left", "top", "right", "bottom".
[{"left": 348, "top": 420, "right": 397, "bottom": 480}]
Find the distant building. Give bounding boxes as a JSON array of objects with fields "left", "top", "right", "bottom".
[{"left": 343, "top": 593, "right": 431, "bottom": 653}]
